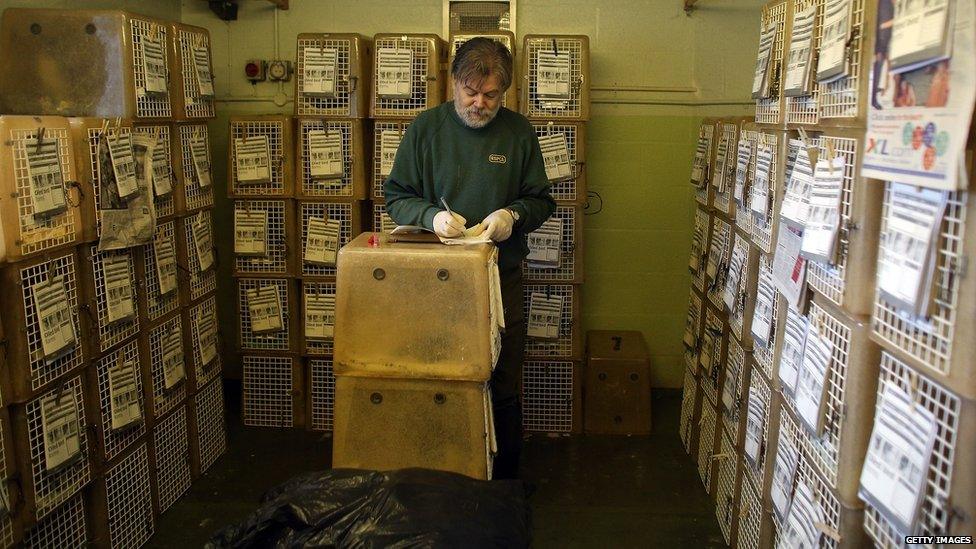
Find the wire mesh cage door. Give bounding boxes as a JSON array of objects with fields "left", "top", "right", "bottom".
[
  {"left": 521, "top": 35, "right": 590, "bottom": 120},
  {"left": 295, "top": 34, "right": 370, "bottom": 118}
]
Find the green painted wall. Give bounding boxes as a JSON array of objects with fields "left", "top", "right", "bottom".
[{"left": 0, "top": 0, "right": 180, "bottom": 21}]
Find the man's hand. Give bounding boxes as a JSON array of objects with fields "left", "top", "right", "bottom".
[
  {"left": 433, "top": 210, "right": 466, "bottom": 238},
  {"left": 481, "top": 208, "right": 515, "bottom": 242}
]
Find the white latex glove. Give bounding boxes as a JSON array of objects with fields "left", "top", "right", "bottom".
[
  {"left": 481, "top": 208, "right": 515, "bottom": 242},
  {"left": 433, "top": 210, "right": 466, "bottom": 238}
]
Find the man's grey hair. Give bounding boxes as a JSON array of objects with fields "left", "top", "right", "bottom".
[{"left": 451, "top": 37, "right": 513, "bottom": 91}]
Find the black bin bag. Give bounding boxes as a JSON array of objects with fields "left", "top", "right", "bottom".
[{"left": 208, "top": 468, "right": 530, "bottom": 548}]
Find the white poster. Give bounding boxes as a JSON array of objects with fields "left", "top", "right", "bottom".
[
  {"left": 102, "top": 253, "right": 135, "bottom": 324},
  {"left": 794, "top": 326, "right": 833, "bottom": 435},
  {"left": 539, "top": 133, "right": 573, "bottom": 182},
  {"left": 526, "top": 217, "right": 563, "bottom": 269},
  {"left": 32, "top": 276, "right": 76, "bottom": 360},
  {"left": 302, "top": 46, "right": 338, "bottom": 96},
  {"left": 859, "top": 382, "right": 938, "bottom": 536},
  {"left": 779, "top": 306, "right": 810, "bottom": 398},
  {"left": 234, "top": 136, "right": 272, "bottom": 184},
  {"left": 863, "top": 0, "right": 976, "bottom": 190},
  {"left": 771, "top": 434, "right": 801, "bottom": 523},
  {"left": 305, "top": 292, "right": 335, "bottom": 340},
  {"left": 376, "top": 47, "right": 413, "bottom": 99},
  {"left": 304, "top": 217, "right": 340, "bottom": 266},
  {"left": 108, "top": 357, "right": 142, "bottom": 430},
  {"left": 247, "top": 285, "right": 283, "bottom": 334},
  {"left": 26, "top": 137, "right": 68, "bottom": 219},
  {"left": 527, "top": 292, "right": 562, "bottom": 339},
  {"left": 40, "top": 392, "right": 81, "bottom": 471},
  {"left": 817, "top": 0, "right": 853, "bottom": 82},
  {"left": 193, "top": 45, "right": 215, "bottom": 97},
  {"left": 234, "top": 209, "right": 268, "bottom": 257},
  {"left": 308, "top": 129, "right": 345, "bottom": 180},
  {"left": 800, "top": 155, "right": 846, "bottom": 263}
]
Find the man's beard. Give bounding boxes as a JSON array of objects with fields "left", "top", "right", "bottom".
[{"left": 454, "top": 98, "right": 500, "bottom": 129}]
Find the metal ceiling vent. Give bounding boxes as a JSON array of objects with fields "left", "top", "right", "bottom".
[{"left": 444, "top": 1, "right": 515, "bottom": 36}]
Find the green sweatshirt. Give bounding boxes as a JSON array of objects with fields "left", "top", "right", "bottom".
[{"left": 384, "top": 102, "right": 557, "bottom": 272}]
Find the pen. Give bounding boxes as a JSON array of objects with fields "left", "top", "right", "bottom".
[{"left": 439, "top": 196, "right": 454, "bottom": 217}]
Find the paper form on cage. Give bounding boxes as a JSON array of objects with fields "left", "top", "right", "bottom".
[
  {"left": 99, "top": 134, "right": 157, "bottom": 251},
  {"left": 771, "top": 433, "right": 801, "bottom": 523},
  {"left": 191, "top": 136, "right": 211, "bottom": 189},
  {"left": 305, "top": 217, "right": 340, "bottom": 265},
  {"left": 780, "top": 141, "right": 815, "bottom": 227},
  {"left": 108, "top": 357, "right": 142, "bottom": 430},
  {"left": 26, "top": 137, "right": 68, "bottom": 219},
  {"left": 859, "top": 382, "right": 938, "bottom": 536},
  {"left": 752, "top": 22, "right": 778, "bottom": 99},
  {"left": 777, "top": 482, "right": 824, "bottom": 549},
  {"left": 154, "top": 232, "right": 177, "bottom": 296},
  {"left": 750, "top": 266, "right": 776, "bottom": 348},
  {"left": 195, "top": 306, "right": 218, "bottom": 366},
  {"left": 877, "top": 183, "right": 946, "bottom": 317},
  {"left": 743, "top": 383, "right": 765, "bottom": 466},
  {"left": 305, "top": 292, "right": 335, "bottom": 340},
  {"left": 706, "top": 223, "right": 729, "bottom": 282},
  {"left": 818, "top": 0, "right": 853, "bottom": 83},
  {"left": 801, "top": 155, "right": 846, "bottom": 263},
  {"left": 772, "top": 223, "right": 808, "bottom": 310},
  {"left": 234, "top": 136, "right": 272, "bottom": 184},
  {"left": 102, "top": 253, "right": 135, "bottom": 324},
  {"left": 690, "top": 128, "right": 711, "bottom": 187},
  {"left": 193, "top": 46, "right": 214, "bottom": 97},
  {"left": 151, "top": 136, "right": 172, "bottom": 198},
  {"left": 41, "top": 391, "right": 80, "bottom": 471},
  {"left": 32, "top": 276, "right": 76, "bottom": 360},
  {"left": 712, "top": 131, "right": 730, "bottom": 193},
  {"left": 778, "top": 306, "right": 809, "bottom": 398},
  {"left": 750, "top": 143, "right": 773, "bottom": 220},
  {"left": 733, "top": 138, "right": 753, "bottom": 206},
  {"left": 889, "top": 0, "right": 953, "bottom": 74},
  {"left": 247, "top": 285, "right": 283, "bottom": 334},
  {"left": 689, "top": 219, "right": 708, "bottom": 273},
  {"left": 698, "top": 324, "right": 719, "bottom": 377},
  {"left": 684, "top": 299, "right": 700, "bottom": 349},
  {"left": 784, "top": 5, "right": 817, "bottom": 96},
  {"left": 720, "top": 360, "right": 739, "bottom": 416},
  {"left": 723, "top": 235, "right": 748, "bottom": 312},
  {"left": 539, "top": 133, "right": 573, "bottom": 182},
  {"left": 308, "top": 129, "right": 345, "bottom": 180},
  {"left": 376, "top": 47, "right": 413, "bottom": 99},
  {"left": 527, "top": 292, "right": 562, "bottom": 340},
  {"left": 234, "top": 208, "right": 268, "bottom": 257},
  {"left": 794, "top": 325, "right": 833, "bottom": 435},
  {"left": 192, "top": 212, "right": 214, "bottom": 272},
  {"left": 162, "top": 325, "right": 185, "bottom": 389},
  {"left": 535, "top": 49, "right": 572, "bottom": 108},
  {"left": 109, "top": 133, "right": 139, "bottom": 200},
  {"left": 379, "top": 130, "right": 403, "bottom": 178},
  {"left": 526, "top": 217, "right": 562, "bottom": 269},
  {"left": 302, "top": 46, "right": 338, "bottom": 96},
  {"left": 141, "top": 33, "right": 168, "bottom": 94}
]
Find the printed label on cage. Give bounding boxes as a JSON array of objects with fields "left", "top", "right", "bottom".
[
  {"left": 538, "top": 133, "right": 573, "bottom": 182},
  {"left": 720, "top": 361, "right": 739, "bottom": 415},
  {"left": 192, "top": 212, "right": 215, "bottom": 272},
  {"left": 743, "top": 383, "right": 765, "bottom": 466},
  {"left": 193, "top": 45, "right": 215, "bottom": 97},
  {"left": 162, "top": 326, "right": 185, "bottom": 390},
  {"left": 195, "top": 306, "right": 218, "bottom": 367},
  {"left": 535, "top": 49, "right": 572, "bottom": 107},
  {"left": 771, "top": 433, "right": 800, "bottom": 523},
  {"left": 98, "top": 134, "right": 157, "bottom": 251},
  {"left": 859, "top": 382, "right": 939, "bottom": 536},
  {"left": 304, "top": 217, "right": 340, "bottom": 266},
  {"left": 527, "top": 292, "right": 562, "bottom": 339},
  {"left": 191, "top": 136, "right": 212, "bottom": 188},
  {"left": 733, "top": 138, "right": 753, "bottom": 206},
  {"left": 784, "top": 5, "right": 816, "bottom": 96},
  {"left": 889, "top": 0, "right": 951, "bottom": 74},
  {"left": 689, "top": 217, "right": 707, "bottom": 273},
  {"left": 379, "top": 130, "right": 403, "bottom": 177},
  {"left": 154, "top": 232, "right": 178, "bottom": 295},
  {"left": 151, "top": 136, "right": 173, "bottom": 197},
  {"left": 308, "top": 129, "right": 345, "bottom": 180},
  {"left": 781, "top": 142, "right": 815, "bottom": 227},
  {"left": 41, "top": 391, "right": 81, "bottom": 471},
  {"left": 699, "top": 322, "right": 720, "bottom": 379},
  {"left": 526, "top": 217, "right": 563, "bottom": 268},
  {"left": 234, "top": 208, "right": 268, "bottom": 256},
  {"left": 794, "top": 325, "right": 832, "bottom": 435},
  {"left": 142, "top": 33, "right": 168, "bottom": 94},
  {"left": 26, "top": 137, "right": 68, "bottom": 219},
  {"left": 751, "top": 266, "right": 776, "bottom": 348},
  {"left": 801, "top": 156, "right": 846, "bottom": 263},
  {"left": 102, "top": 253, "right": 135, "bottom": 324},
  {"left": 712, "top": 131, "right": 730, "bottom": 193},
  {"left": 108, "top": 357, "right": 142, "bottom": 430},
  {"left": 376, "top": 47, "right": 413, "bottom": 99},
  {"left": 234, "top": 135, "right": 272, "bottom": 184},
  {"left": 752, "top": 22, "right": 777, "bottom": 98},
  {"left": 877, "top": 184, "right": 947, "bottom": 317},
  {"left": 778, "top": 482, "right": 824, "bottom": 549},
  {"left": 109, "top": 133, "right": 139, "bottom": 200},
  {"left": 706, "top": 223, "right": 729, "bottom": 281},
  {"left": 305, "top": 292, "right": 335, "bottom": 340},
  {"left": 817, "top": 0, "right": 853, "bottom": 82},
  {"left": 772, "top": 223, "right": 808, "bottom": 310},
  {"left": 750, "top": 143, "right": 773, "bottom": 219},
  {"left": 247, "top": 285, "right": 284, "bottom": 334},
  {"left": 722, "top": 236, "right": 748, "bottom": 313},
  {"left": 691, "top": 127, "right": 711, "bottom": 187},
  {"left": 683, "top": 298, "right": 700, "bottom": 349},
  {"left": 778, "top": 306, "right": 809, "bottom": 397},
  {"left": 32, "top": 276, "right": 76, "bottom": 360},
  {"left": 303, "top": 46, "right": 338, "bottom": 96}
]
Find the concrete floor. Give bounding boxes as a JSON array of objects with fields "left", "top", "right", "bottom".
[{"left": 148, "top": 385, "right": 725, "bottom": 547}]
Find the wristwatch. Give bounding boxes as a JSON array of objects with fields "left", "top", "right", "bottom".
[{"left": 506, "top": 207, "right": 520, "bottom": 224}]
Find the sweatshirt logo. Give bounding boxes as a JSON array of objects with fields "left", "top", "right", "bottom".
[{"left": 489, "top": 154, "right": 507, "bottom": 164}]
